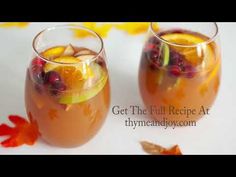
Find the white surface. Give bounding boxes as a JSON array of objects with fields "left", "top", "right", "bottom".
[{"left": 0, "top": 22, "right": 235, "bottom": 154}]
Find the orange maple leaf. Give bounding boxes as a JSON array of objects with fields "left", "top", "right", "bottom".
[
  {"left": 0, "top": 114, "right": 40, "bottom": 147},
  {"left": 161, "top": 145, "right": 182, "bottom": 155},
  {"left": 140, "top": 141, "right": 182, "bottom": 155}
]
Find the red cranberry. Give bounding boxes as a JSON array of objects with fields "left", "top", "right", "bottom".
[
  {"left": 169, "top": 65, "right": 182, "bottom": 77},
  {"left": 170, "top": 50, "right": 184, "bottom": 67},
  {"left": 147, "top": 50, "right": 160, "bottom": 60},
  {"left": 147, "top": 50, "right": 162, "bottom": 70},
  {"left": 44, "top": 71, "right": 62, "bottom": 85},
  {"left": 50, "top": 82, "right": 66, "bottom": 96},
  {"left": 32, "top": 57, "right": 46, "bottom": 68},
  {"left": 149, "top": 59, "right": 162, "bottom": 70},
  {"left": 183, "top": 65, "right": 196, "bottom": 78},
  {"left": 31, "top": 65, "right": 45, "bottom": 84}
]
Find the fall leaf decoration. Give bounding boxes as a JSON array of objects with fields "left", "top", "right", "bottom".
[
  {"left": 0, "top": 22, "right": 30, "bottom": 28},
  {"left": 114, "top": 22, "right": 159, "bottom": 35},
  {"left": 0, "top": 22, "right": 158, "bottom": 36},
  {"left": 140, "top": 141, "right": 182, "bottom": 155},
  {"left": 72, "top": 22, "right": 159, "bottom": 38},
  {"left": 0, "top": 114, "right": 40, "bottom": 147},
  {"left": 72, "top": 22, "right": 113, "bottom": 38}
]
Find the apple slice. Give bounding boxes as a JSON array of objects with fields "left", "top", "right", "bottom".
[
  {"left": 155, "top": 44, "right": 169, "bottom": 86},
  {"left": 75, "top": 55, "right": 96, "bottom": 79},
  {"left": 62, "top": 44, "right": 75, "bottom": 56},
  {"left": 74, "top": 50, "right": 91, "bottom": 56},
  {"left": 76, "top": 54, "right": 95, "bottom": 61},
  {"left": 161, "top": 43, "right": 170, "bottom": 66}
]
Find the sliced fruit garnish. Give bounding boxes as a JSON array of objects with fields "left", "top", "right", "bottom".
[
  {"left": 75, "top": 55, "right": 96, "bottom": 78},
  {"left": 44, "top": 56, "right": 94, "bottom": 88},
  {"left": 44, "top": 56, "right": 80, "bottom": 72},
  {"left": 62, "top": 44, "right": 75, "bottom": 56},
  {"left": 55, "top": 66, "right": 84, "bottom": 89},
  {"left": 54, "top": 56, "right": 81, "bottom": 63},
  {"left": 161, "top": 33, "right": 215, "bottom": 67},
  {"left": 42, "top": 46, "right": 65, "bottom": 60},
  {"left": 162, "top": 33, "right": 205, "bottom": 45},
  {"left": 74, "top": 49, "right": 92, "bottom": 56},
  {"left": 59, "top": 64, "right": 107, "bottom": 104},
  {"left": 76, "top": 54, "right": 95, "bottom": 61},
  {"left": 161, "top": 43, "right": 170, "bottom": 66}
]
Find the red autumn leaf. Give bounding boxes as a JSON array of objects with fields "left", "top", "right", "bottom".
[
  {"left": 161, "top": 145, "right": 182, "bottom": 155},
  {"left": 140, "top": 141, "right": 182, "bottom": 155},
  {"left": 0, "top": 114, "right": 40, "bottom": 147}
]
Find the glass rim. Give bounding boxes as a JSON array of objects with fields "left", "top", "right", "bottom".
[
  {"left": 32, "top": 24, "right": 104, "bottom": 65},
  {"left": 150, "top": 22, "right": 219, "bottom": 48}
]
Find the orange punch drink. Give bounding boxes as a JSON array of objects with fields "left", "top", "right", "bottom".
[
  {"left": 139, "top": 23, "right": 221, "bottom": 123},
  {"left": 25, "top": 25, "right": 110, "bottom": 147}
]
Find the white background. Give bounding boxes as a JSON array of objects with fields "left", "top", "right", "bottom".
[{"left": 0, "top": 22, "right": 235, "bottom": 154}]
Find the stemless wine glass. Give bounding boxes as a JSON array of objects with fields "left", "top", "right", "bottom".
[
  {"left": 25, "top": 25, "right": 110, "bottom": 147},
  {"left": 139, "top": 22, "right": 221, "bottom": 123}
]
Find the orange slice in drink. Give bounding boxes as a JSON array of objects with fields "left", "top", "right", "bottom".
[
  {"left": 44, "top": 56, "right": 94, "bottom": 91},
  {"left": 59, "top": 63, "right": 108, "bottom": 104},
  {"left": 44, "top": 56, "right": 80, "bottom": 72},
  {"left": 42, "top": 46, "right": 65, "bottom": 60},
  {"left": 161, "top": 33, "right": 215, "bottom": 68},
  {"left": 44, "top": 56, "right": 94, "bottom": 78},
  {"left": 55, "top": 66, "right": 84, "bottom": 89}
]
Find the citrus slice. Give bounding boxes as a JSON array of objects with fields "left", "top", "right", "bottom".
[
  {"left": 53, "top": 56, "right": 80, "bottom": 63},
  {"left": 55, "top": 66, "right": 84, "bottom": 89},
  {"left": 162, "top": 33, "right": 205, "bottom": 45},
  {"left": 161, "top": 33, "right": 215, "bottom": 67},
  {"left": 42, "top": 46, "right": 65, "bottom": 60},
  {"left": 59, "top": 64, "right": 107, "bottom": 104},
  {"left": 44, "top": 56, "right": 94, "bottom": 86},
  {"left": 44, "top": 56, "right": 81, "bottom": 72}
]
